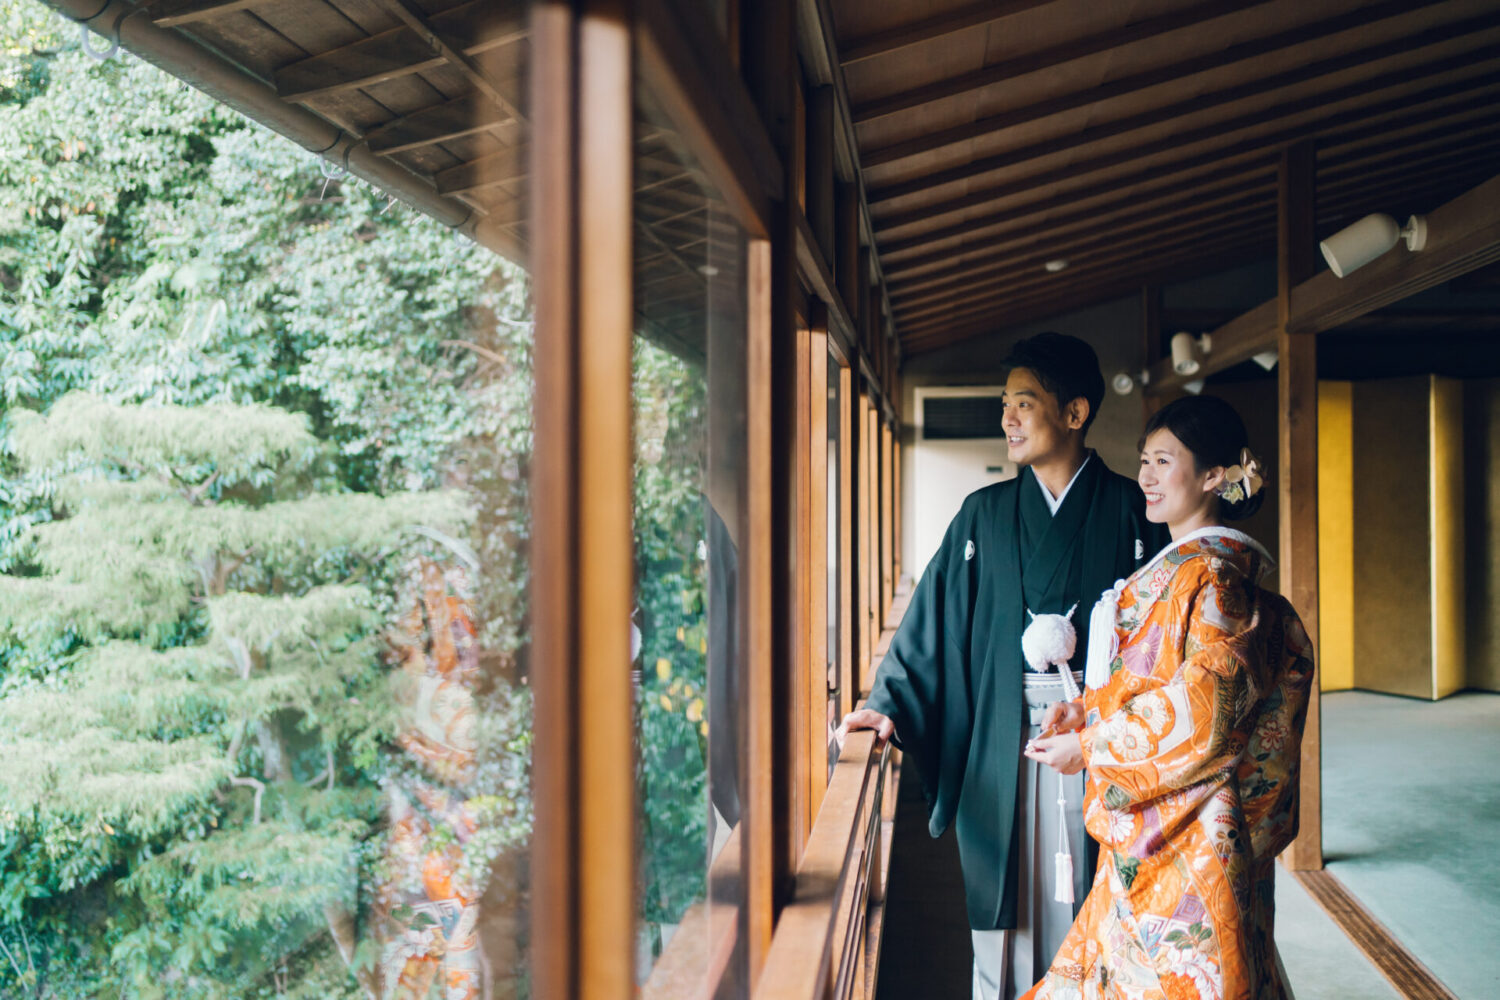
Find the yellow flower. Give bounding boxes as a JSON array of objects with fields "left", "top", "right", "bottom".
[
  {"left": 699, "top": 637, "right": 707, "bottom": 654},
  {"left": 686, "top": 698, "right": 704, "bottom": 722},
  {"left": 659, "top": 694, "right": 673, "bottom": 712},
  {"left": 655, "top": 658, "right": 672, "bottom": 681},
  {"left": 676, "top": 626, "right": 685, "bottom": 642},
  {"left": 699, "top": 720, "right": 709, "bottom": 737}
]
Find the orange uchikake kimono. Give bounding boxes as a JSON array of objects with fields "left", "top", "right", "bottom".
[{"left": 1025, "top": 529, "right": 1313, "bottom": 1000}]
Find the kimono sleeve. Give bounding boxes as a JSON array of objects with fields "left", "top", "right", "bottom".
[
  {"left": 863, "top": 504, "right": 974, "bottom": 820},
  {"left": 1078, "top": 565, "right": 1255, "bottom": 846}
]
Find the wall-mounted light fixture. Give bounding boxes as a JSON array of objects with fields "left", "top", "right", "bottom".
[
  {"left": 1183, "top": 379, "right": 1205, "bottom": 396},
  {"left": 1252, "top": 350, "right": 1278, "bottom": 371},
  {"left": 1170, "top": 332, "right": 1212, "bottom": 375},
  {"left": 1111, "top": 369, "right": 1150, "bottom": 395},
  {"left": 1319, "top": 213, "right": 1427, "bottom": 278}
]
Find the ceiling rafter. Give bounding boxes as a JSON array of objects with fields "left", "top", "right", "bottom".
[
  {"left": 362, "top": 94, "right": 508, "bottom": 154},
  {"left": 893, "top": 161, "right": 1489, "bottom": 323},
  {"left": 433, "top": 144, "right": 529, "bottom": 196},
  {"left": 894, "top": 166, "right": 1491, "bottom": 343},
  {"left": 274, "top": 1, "right": 526, "bottom": 103},
  {"left": 885, "top": 118, "right": 1500, "bottom": 288},
  {"left": 868, "top": 18, "right": 1500, "bottom": 208},
  {"left": 860, "top": 0, "right": 1447, "bottom": 168},
  {"left": 149, "top": 0, "right": 277, "bottom": 28},
  {"left": 853, "top": 0, "right": 1273, "bottom": 126},
  {"left": 370, "top": 0, "right": 528, "bottom": 127},
  {"left": 871, "top": 61, "right": 1500, "bottom": 236},
  {"left": 837, "top": 0, "right": 1057, "bottom": 66}
]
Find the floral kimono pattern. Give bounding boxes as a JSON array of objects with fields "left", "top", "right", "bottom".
[{"left": 1027, "top": 530, "right": 1313, "bottom": 1000}]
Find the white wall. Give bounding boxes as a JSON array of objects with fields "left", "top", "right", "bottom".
[{"left": 904, "top": 386, "right": 1016, "bottom": 578}]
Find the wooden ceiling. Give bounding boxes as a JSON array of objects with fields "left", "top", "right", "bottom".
[{"left": 828, "top": 0, "right": 1500, "bottom": 356}]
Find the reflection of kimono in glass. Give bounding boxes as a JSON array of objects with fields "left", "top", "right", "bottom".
[{"left": 1026, "top": 530, "right": 1313, "bottom": 1000}]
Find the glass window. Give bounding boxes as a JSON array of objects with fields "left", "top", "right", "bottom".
[
  {"left": 826, "top": 353, "right": 843, "bottom": 778},
  {"left": 632, "top": 88, "right": 749, "bottom": 995},
  {"left": 0, "top": 5, "right": 533, "bottom": 998}
]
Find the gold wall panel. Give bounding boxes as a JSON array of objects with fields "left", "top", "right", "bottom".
[
  {"left": 1351, "top": 377, "right": 1433, "bottom": 699},
  {"left": 1430, "top": 377, "right": 1465, "bottom": 699},
  {"left": 1318, "top": 381, "right": 1355, "bottom": 692}
]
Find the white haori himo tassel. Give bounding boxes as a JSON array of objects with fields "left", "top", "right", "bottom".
[
  {"left": 1054, "top": 785, "right": 1075, "bottom": 904},
  {"left": 1021, "top": 604, "right": 1081, "bottom": 701},
  {"left": 1084, "top": 579, "right": 1126, "bottom": 690}
]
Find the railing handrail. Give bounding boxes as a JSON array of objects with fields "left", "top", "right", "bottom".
[{"left": 753, "top": 724, "right": 894, "bottom": 999}]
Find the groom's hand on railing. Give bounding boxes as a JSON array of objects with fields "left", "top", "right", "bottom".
[{"left": 835, "top": 708, "right": 895, "bottom": 749}]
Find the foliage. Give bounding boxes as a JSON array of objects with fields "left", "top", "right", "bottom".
[{"left": 0, "top": 395, "right": 470, "bottom": 997}]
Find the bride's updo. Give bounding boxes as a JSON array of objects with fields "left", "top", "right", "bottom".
[{"left": 1139, "top": 395, "right": 1265, "bottom": 520}]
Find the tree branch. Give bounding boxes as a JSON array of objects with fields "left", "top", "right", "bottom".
[{"left": 228, "top": 775, "right": 265, "bottom": 825}]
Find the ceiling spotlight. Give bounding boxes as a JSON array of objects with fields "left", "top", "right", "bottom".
[
  {"left": 1044, "top": 259, "right": 1069, "bottom": 273},
  {"left": 1183, "top": 379, "right": 1205, "bottom": 396},
  {"left": 1111, "top": 369, "right": 1150, "bottom": 395},
  {"left": 1319, "top": 213, "right": 1427, "bottom": 278},
  {"left": 1170, "top": 331, "right": 1212, "bottom": 376},
  {"left": 1252, "top": 350, "right": 1278, "bottom": 371}
]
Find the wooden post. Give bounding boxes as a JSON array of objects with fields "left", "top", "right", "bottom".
[
  {"left": 1278, "top": 140, "right": 1323, "bottom": 871},
  {"left": 808, "top": 319, "right": 831, "bottom": 819},
  {"left": 742, "top": 0, "right": 801, "bottom": 935},
  {"left": 529, "top": 2, "right": 636, "bottom": 996}
]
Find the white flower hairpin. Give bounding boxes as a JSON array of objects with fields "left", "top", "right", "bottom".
[{"left": 1217, "top": 448, "right": 1264, "bottom": 504}]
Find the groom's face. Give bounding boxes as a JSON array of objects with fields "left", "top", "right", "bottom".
[{"left": 1001, "top": 366, "right": 1081, "bottom": 468}]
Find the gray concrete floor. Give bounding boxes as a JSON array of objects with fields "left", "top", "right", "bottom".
[{"left": 1318, "top": 689, "right": 1500, "bottom": 1000}]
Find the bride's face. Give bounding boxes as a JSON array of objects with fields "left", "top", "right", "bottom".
[{"left": 1138, "top": 428, "right": 1220, "bottom": 528}]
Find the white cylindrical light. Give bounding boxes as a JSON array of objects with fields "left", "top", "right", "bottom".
[
  {"left": 1320, "top": 213, "right": 1401, "bottom": 277},
  {"left": 1252, "top": 350, "right": 1278, "bottom": 371},
  {"left": 1183, "top": 379, "right": 1205, "bottom": 396},
  {"left": 1171, "top": 331, "right": 1200, "bottom": 375},
  {"left": 1112, "top": 372, "right": 1135, "bottom": 395}
]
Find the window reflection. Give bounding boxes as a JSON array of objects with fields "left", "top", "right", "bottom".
[{"left": 633, "top": 92, "right": 749, "bottom": 996}]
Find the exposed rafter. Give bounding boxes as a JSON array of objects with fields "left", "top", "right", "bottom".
[
  {"left": 852, "top": 0, "right": 1273, "bottom": 125},
  {"left": 274, "top": 1, "right": 526, "bottom": 103},
  {"left": 837, "top": 0, "right": 1058, "bottom": 66},
  {"left": 868, "top": 23, "right": 1500, "bottom": 207},
  {"left": 362, "top": 94, "right": 509, "bottom": 155},
  {"left": 859, "top": 0, "right": 1447, "bottom": 167},
  {"left": 149, "top": 0, "right": 275, "bottom": 28}
]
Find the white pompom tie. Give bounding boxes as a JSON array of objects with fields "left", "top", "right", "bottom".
[
  {"left": 1084, "top": 579, "right": 1126, "bottom": 690},
  {"left": 1021, "top": 604, "right": 1081, "bottom": 702}
]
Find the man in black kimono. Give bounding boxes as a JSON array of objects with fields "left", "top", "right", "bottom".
[{"left": 838, "top": 332, "right": 1165, "bottom": 1000}]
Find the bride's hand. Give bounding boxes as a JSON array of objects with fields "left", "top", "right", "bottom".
[
  {"left": 1024, "top": 732, "right": 1085, "bottom": 775},
  {"left": 1040, "top": 700, "right": 1086, "bottom": 733}
]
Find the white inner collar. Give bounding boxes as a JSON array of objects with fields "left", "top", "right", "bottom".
[{"left": 1036, "top": 452, "right": 1092, "bottom": 516}]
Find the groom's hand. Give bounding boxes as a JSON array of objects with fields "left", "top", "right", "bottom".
[
  {"left": 1041, "top": 700, "right": 1086, "bottom": 733},
  {"left": 836, "top": 709, "right": 895, "bottom": 749}
]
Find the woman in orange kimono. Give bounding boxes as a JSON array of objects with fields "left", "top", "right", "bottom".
[{"left": 1022, "top": 396, "right": 1313, "bottom": 1000}]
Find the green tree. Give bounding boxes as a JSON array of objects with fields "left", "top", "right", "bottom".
[{"left": 0, "top": 394, "right": 470, "bottom": 998}]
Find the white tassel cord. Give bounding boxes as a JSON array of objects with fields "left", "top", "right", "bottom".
[
  {"left": 1054, "top": 782, "right": 1074, "bottom": 904},
  {"left": 1084, "top": 580, "right": 1125, "bottom": 690}
]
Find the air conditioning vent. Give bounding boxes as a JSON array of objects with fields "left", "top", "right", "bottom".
[{"left": 921, "top": 395, "right": 1007, "bottom": 440}]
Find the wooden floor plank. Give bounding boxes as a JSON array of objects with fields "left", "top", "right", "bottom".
[{"left": 1291, "top": 869, "right": 1460, "bottom": 1000}]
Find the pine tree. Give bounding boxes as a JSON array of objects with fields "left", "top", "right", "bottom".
[{"left": 0, "top": 393, "right": 471, "bottom": 998}]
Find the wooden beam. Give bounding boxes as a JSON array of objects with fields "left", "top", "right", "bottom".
[
  {"left": 868, "top": 24, "right": 1500, "bottom": 206},
  {"left": 1138, "top": 171, "right": 1500, "bottom": 393},
  {"left": 363, "top": 94, "right": 509, "bottom": 156},
  {"left": 877, "top": 99, "right": 1500, "bottom": 267},
  {"left": 860, "top": 0, "right": 1438, "bottom": 162},
  {"left": 838, "top": 0, "right": 1057, "bottom": 66},
  {"left": 275, "top": 1, "right": 526, "bottom": 103},
  {"left": 854, "top": 0, "right": 1273, "bottom": 125},
  {"left": 1278, "top": 141, "right": 1321, "bottom": 875},
  {"left": 889, "top": 158, "right": 1494, "bottom": 345},
  {"left": 870, "top": 60, "right": 1500, "bottom": 232},
  {"left": 373, "top": 0, "right": 528, "bottom": 126},
  {"left": 1289, "top": 172, "right": 1500, "bottom": 334},
  {"left": 150, "top": 0, "right": 272, "bottom": 27},
  {"left": 433, "top": 143, "right": 528, "bottom": 196}
]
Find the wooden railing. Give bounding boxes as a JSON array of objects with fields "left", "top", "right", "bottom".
[{"left": 753, "top": 726, "right": 898, "bottom": 1000}]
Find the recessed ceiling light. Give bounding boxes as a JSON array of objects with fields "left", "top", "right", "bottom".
[{"left": 1044, "top": 259, "right": 1069, "bottom": 273}]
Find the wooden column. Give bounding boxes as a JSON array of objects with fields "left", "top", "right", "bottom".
[
  {"left": 807, "top": 321, "right": 831, "bottom": 821},
  {"left": 838, "top": 363, "right": 855, "bottom": 720},
  {"left": 529, "top": 1, "right": 636, "bottom": 995},
  {"left": 742, "top": 0, "right": 801, "bottom": 936},
  {"left": 1277, "top": 140, "right": 1323, "bottom": 871}
]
